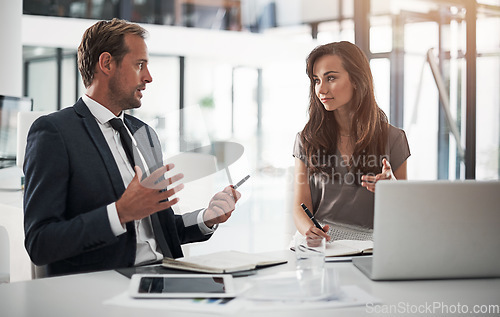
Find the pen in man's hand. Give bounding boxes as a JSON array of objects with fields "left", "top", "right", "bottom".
[
  {"left": 300, "top": 203, "right": 325, "bottom": 232},
  {"left": 233, "top": 175, "right": 250, "bottom": 190}
]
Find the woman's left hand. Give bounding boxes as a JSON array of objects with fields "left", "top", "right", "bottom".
[{"left": 361, "top": 158, "right": 395, "bottom": 193}]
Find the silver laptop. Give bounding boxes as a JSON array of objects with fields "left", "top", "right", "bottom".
[{"left": 353, "top": 180, "right": 500, "bottom": 280}]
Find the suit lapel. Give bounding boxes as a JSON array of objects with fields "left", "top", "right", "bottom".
[{"left": 74, "top": 99, "right": 126, "bottom": 198}]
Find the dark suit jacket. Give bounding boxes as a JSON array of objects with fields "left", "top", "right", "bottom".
[{"left": 23, "top": 98, "right": 210, "bottom": 276}]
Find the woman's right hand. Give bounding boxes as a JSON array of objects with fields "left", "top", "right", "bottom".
[{"left": 305, "top": 224, "right": 331, "bottom": 242}]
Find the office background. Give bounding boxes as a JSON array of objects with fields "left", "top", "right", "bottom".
[{"left": 1, "top": 0, "right": 499, "bottom": 257}]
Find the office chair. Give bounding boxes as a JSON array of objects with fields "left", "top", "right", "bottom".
[
  {"left": 0, "top": 203, "right": 32, "bottom": 282},
  {"left": 0, "top": 226, "right": 9, "bottom": 283}
]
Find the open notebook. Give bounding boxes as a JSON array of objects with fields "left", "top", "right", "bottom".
[
  {"left": 290, "top": 231, "right": 372, "bottom": 257},
  {"left": 162, "top": 251, "right": 287, "bottom": 274},
  {"left": 325, "top": 240, "right": 373, "bottom": 257}
]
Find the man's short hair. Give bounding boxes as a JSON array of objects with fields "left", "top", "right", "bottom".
[{"left": 77, "top": 18, "right": 147, "bottom": 88}]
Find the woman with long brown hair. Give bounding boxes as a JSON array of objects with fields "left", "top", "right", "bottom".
[{"left": 293, "top": 41, "right": 410, "bottom": 241}]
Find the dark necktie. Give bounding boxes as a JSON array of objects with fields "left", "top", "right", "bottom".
[
  {"left": 109, "top": 118, "right": 135, "bottom": 168},
  {"left": 108, "top": 117, "right": 173, "bottom": 259}
]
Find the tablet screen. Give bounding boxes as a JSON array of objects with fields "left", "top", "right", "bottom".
[{"left": 138, "top": 276, "right": 226, "bottom": 294}]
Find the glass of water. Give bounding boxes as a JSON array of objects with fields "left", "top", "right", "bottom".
[{"left": 294, "top": 234, "right": 326, "bottom": 298}]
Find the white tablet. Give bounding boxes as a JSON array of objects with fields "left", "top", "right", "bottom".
[{"left": 128, "top": 274, "right": 236, "bottom": 298}]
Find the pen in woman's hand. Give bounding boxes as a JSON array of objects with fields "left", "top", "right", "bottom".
[{"left": 300, "top": 203, "right": 325, "bottom": 233}]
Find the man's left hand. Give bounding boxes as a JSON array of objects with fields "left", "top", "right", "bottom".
[{"left": 203, "top": 186, "right": 241, "bottom": 228}]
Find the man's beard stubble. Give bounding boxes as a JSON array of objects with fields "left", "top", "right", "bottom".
[{"left": 108, "top": 75, "right": 142, "bottom": 111}]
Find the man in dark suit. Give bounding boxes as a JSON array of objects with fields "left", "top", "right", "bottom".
[{"left": 23, "top": 18, "right": 241, "bottom": 277}]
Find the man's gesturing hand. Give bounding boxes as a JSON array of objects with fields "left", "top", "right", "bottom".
[{"left": 116, "top": 163, "right": 184, "bottom": 224}]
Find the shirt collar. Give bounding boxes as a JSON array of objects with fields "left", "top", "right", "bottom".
[{"left": 82, "top": 94, "right": 124, "bottom": 125}]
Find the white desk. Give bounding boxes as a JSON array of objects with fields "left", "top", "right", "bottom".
[{"left": 0, "top": 250, "right": 499, "bottom": 316}]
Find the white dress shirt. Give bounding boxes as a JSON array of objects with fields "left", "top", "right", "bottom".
[{"left": 82, "top": 95, "right": 213, "bottom": 266}]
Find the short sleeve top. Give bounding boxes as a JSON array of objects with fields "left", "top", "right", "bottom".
[{"left": 293, "top": 124, "right": 410, "bottom": 229}]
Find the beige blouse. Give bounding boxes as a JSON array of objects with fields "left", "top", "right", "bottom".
[{"left": 293, "top": 124, "right": 410, "bottom": 232}]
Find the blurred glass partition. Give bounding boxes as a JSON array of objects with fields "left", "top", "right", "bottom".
[{"left": 476, "top": 9, "right": 500, "bottom": 180}]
